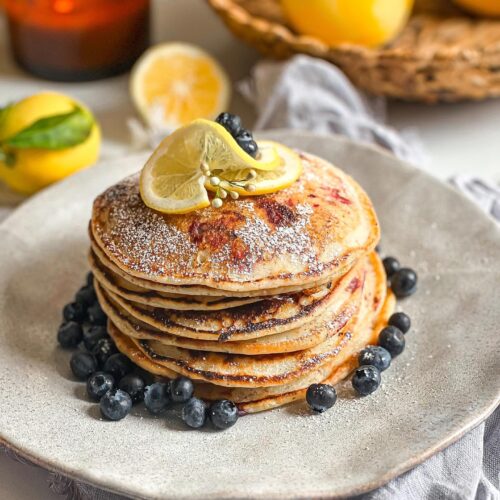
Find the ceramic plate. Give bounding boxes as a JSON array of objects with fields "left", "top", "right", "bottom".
[{"left": 0, "top": 132, "right": 499, "bottom": 499}]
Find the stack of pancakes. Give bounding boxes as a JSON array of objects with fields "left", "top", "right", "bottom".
[{"left": 89, "top": 152, "right": 394, "bottom": 413}]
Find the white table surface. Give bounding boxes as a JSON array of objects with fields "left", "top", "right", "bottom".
[{"left": 0, "top": 0, "right": 499, "bottom": 498}]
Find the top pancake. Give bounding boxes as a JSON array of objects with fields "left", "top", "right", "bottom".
[{"left": 91, "top": 152, "right": 379, "bottom": 292}]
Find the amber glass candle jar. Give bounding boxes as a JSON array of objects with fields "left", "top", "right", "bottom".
[{"left": 4, "top": 0, "right": 150, "bottom": 82}]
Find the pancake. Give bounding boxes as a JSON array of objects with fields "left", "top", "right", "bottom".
[
  {"left": 120, "top": 252, "right": 386, "bottom": 388},
  {"left": 91, "top": 151, "right": 379, "bottom": 292},
  {"left": 95, "top": 255, "right": 365, "bottom": 342}
]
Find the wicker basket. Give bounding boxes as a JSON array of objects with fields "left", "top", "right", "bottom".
[{"left": 207, "top": 0, "right": 500, "bottom": 103}]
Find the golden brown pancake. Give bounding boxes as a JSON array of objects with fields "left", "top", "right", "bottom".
[{"left": 91, "top": 152, "right": 379, "bottom": 292}]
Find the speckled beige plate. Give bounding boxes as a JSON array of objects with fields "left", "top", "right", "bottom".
[{"left": 0, "top": 132, "right": 499, "bottom": 500}]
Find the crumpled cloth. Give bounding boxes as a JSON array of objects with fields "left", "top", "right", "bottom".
[{"left": 2, "top": 55, "right": 499, "bottom": 500}]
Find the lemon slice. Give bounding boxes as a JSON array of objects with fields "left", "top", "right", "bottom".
[
  {"left": 207, "top": 141, "right": 303, "bottom": 196},
  {"left": 131, "top": 43, "right": 231, "bottom": 131},
  {"left": 140, "top": 121, "right": 300, "bottom": 214}
]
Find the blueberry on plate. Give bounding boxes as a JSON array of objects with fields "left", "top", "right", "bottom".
[
  {"left": 83, "top": 325, "right": 108, "bottom": 351},
  {"left": 86, "top": 271, "right": 94, "bottom": 287},
  {"left": 391, "top": 268, "right": 418, "bottom": 298},
  {"left": 104, "top": 353, "right": 134, "bottom": 380},
  {"left": 57, "top": 321, "right": 83, "bottom": 349},
  {"left": 87, "top": 371, "right": 114, "bottom": 401},
  {"left": 63, "top": 301, "right": 86, "bottom": 323},
  {"left": 215, "top": 112, "right": 242, "bottom": 137},
  {"left": 378, "top": 326, "right": 405, "bottom": 356},
  {"left": 70, "top": 352, "right": 98, "bottom": 380},
  {"left": 182, "top": 397, "right": 207, "bottom": 429},
  {"left": 382, "top": 257, "right": 400, "bottom": 278},
  {"left": 170, "top": 376, "right": 194, "bottom": 403},
  {"left": 306, "top": 384, "right": 337, "bottom": 413},
  {"left": 87, "top": 302, "right": 107, "bottom": 326},
  {"left": 75, "top": 285, "right": 96, "bottom": 307},
  {"left": 91, "top": 337, "right": 118, "bottom": 366},
  {"left": 118, "top": 374, "right": 145, "bottom": 404},
  {"left": 235, "top": 130, "right": 258, "bottom": 158},
  {"left": 352, "top": 365, "right": 381, "bottom": 396},
  {"left": 99, "top": 389, "right": 132, "bottom": 421},
  {"left": 208, "top": 400, "right": 238, "bottom": 430},
  {"left": 144, "top": 382, "right": 171, "bottom": 414},
  {"left": 388, "top": 312, "right": 411, "bottom": 334},
  {"left": 358, "top": 346, "right": 391, "bottom": 372}
]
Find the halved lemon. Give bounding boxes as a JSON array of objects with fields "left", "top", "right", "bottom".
[
  {"left": 131, "top": 43, "right": 231, "bottom": 132},
  {"left": 140, "top": 121, "right": 302, "bottom": 214}
]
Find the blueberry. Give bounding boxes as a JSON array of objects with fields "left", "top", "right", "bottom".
[
  {"left": 182, "top": 397, "right": 207, "bottom": 429},
  {"left": 391, "top": 268, "right": 418, "bottom": 298},
  {"left": 388, "top": 312, "right": 411, "bottom": 334},
  {"left": 99, "top": 389, "right": 132, "bottom": 421},
  {"left": 87, "top": 302, "right": 107, "bottom": 326},
  {"left": 86, "top": 271, "right": 94, "bottom": 287},
  {"left": 144, "top": 382, "right": 171, "bottom": 414},
  {"left": 375, "top": 244, "right": 381, "bottom": 254},
  {"left": 75, "top": 285, "right": 96, "bottom": 307},
  {"left": 358, "top": 346, "right": 391, "bottom": 372},
  {"left": 235, "top": 130, "right": 258, "bottom": 158},
  {"left": 378, "top": 326, "right": 406, "bottom": 356},
  {"left": 383, "top": 257, "right": 400, "bottom": 278},
  {"left": 306, "top": 384, "right": 337, "bottom": 413},
  {"left": 57, "top": 321, "right": 83, "bottom": 348},
  {"left": 118, "top": 374, "right": 145, "bottom": 404},
  {"left": 70, "top": 352, "right": 98, "bottom": 380},
  {"left": 215, "top": 112, "right": 242, "bottom": 137},
  {"left": 208, "top": 400, "right": 238, "bottom": 429},
  {"left": 91, "top": 337, "right": 117, "bottom": 366},
  {"left": 170, "top": 376, "right": 194, "bottom": 403},
  {"left": 83, "top": 325, "right": 108, "bottom": 351},
  {"left": 352, "top": 365, "right": 381, "bottom": 396},
  {"left": 103, "top": 353, "right": 133, "bottom": 380},
  {"left": 63, "top": 301, "right": 86, "bottom": 323},
  {"left": 87, "top": 371, "right": 114, "bottom": 401}
]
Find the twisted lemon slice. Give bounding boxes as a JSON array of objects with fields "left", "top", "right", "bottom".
[{"left": 140, "top": 120, "right": 302, "bottom": 214}]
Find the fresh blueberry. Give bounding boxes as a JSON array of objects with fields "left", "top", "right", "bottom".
[
  {"left": 86, "top": 271, "right": 94, "bottom": 287},
  {"left": 57, "top": 321, "right": 83, "bottom": 348},
  {"left": 118, "top": 374, "right": 145, "bottom": 404},
  {"left": 91, "top": 337, "right": 118, "bottom": 366},
  {"left": 87, "top": 302, "right": 107, "bottom": 326},
  {"left": 235, "top": 130, "right": 258, "bottom": 158},
  {"left": 170, "top": 376, "right": 194, "bottom": 403},
  {"left": 144, "top": 382, "right": 171, "bottom": 414},
  {"left": 358, "top": 346, "right": 391, "bottom": 372},
  {"left": 63, "top": 301, "right": 86, "bottom": 323},
  {"left": 208, "top": 400, "right": 238, "bottom": 429},
  {"left": 83, "top": 325, "right": 109, "bottom": 351},
  {"left": 99, "top": 389, "right": 132, "bottom": 421},
  {"left": 391, "top": 268, "right": 418, "bottom": 298},
  {"left": 306, "top": 384, "right": 337, "bottom": 413},
  {"left": 352, "top": 365, "right": 381, "bottom": 396},
  {"left": 103, "top": 353, "right": 133, "bottom": 380},
  {"left": 215, "top": 112, "right": 242, "bottom": 137},
  {"left": 388, "top": 312, "right": 411, "bottom": 334},
  {"left": 378, "top": 326, "right": 406, "bottom": 356},
  {"left": 382, "top": 257, "right": 400, "bottom": 278},
  {"left": 182, "top": 397, "right": 207, "bottom": 429},
  {"left": 70, "top": 352, "right": 98, "bottom": 380},
  {"left": 75, "top": 285, "right": 96, "bottom": 307},
  {"left": 87, "top": 371, "right": 114, "bottom": 401}
]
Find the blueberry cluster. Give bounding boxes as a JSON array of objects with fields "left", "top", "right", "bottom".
[
  {"left": 382, "top": 256, "right": 418, "bottom": 299},
  {"left": 215, "top": 112, "right": 258, "bottom": 158},
  {"left": 58, "top": 274, "right": 238, "bottom": 429}
]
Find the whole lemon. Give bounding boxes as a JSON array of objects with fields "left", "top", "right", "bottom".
[
  {"left": 0, "top": 92, "right": 101, "bottom": 195},
  {"left": 281, "top": 0, "right": 414, "bottom": 47},
  {"left": 453, "top": 0, "right": 500, "bottom": 16}
]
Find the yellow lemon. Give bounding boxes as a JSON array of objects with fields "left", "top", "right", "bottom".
[
  {"left": 0, "top": 92, "right": 100, "bottom": 195},
  {"left": 130, "top": 43, "right": 231, "bottom": 131},
  {"left": 280, "top": 0, "right": 414, "bottom": 47},
  {"left": 453, "top": 0, "right": 500, "bottom": 16}
]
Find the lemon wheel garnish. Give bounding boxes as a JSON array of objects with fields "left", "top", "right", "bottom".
[
  {"left": 131, "top": 43, "right": 231, "bottom": 131},
  {"left": 139, "top": 120, "right": 302, "bottom": 214}
]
